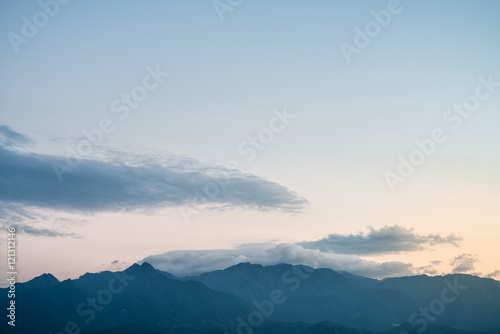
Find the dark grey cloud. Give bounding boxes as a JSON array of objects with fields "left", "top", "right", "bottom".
[
  {"left": 450, "top": 253, "right": 479, "bottom": 273},
  {"left": 0, "top": 132, "right": 308, "bottom": 218},
  {"left": 298, "top": 225, "right": 462, "bottom": 255},
  {"left": 0, "top": 125, "right": 33, "bottom": 148},
  {"left": 142, "top": 243, "right": 414, "bottom": 278}
]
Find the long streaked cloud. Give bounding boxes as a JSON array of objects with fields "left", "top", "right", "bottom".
[
  {"left": 142, "top": 243, "right": 414, "bottom": 279},
  {"left": 298, "top": 225, "right": 462, "bottom": 255},
  {"left": 0, "top": 204, "right": 78, "bottom": 238},
  {"left": 0, "top": 126, "right": 308, "bottom": 224},
  {"left": 14, "top": 223, "right": 78, "bottom": 238}
]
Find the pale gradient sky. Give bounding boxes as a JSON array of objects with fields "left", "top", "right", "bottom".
[{"left": 0, "top": 0, "right": 499, "bottom": 282}]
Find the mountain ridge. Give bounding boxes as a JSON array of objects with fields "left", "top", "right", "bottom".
[{"left": 2, "top": 262, "right": 499, "bottom": 334}]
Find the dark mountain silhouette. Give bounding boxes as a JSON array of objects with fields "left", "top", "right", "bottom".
[
  {"left": 1, "top": 262, "right": 499, "bottom": 334},
  {"left": 74, "top": 262, "right": 258, "bottom": 330},
  {"left": 186, "top": 263, "right": 500, "bottom": 332},
  {"left": 0, "top": 263, "right": 257, "bottom": 334},
  {"left": 376, "top": 274, "right": 500, "bottom": 332},
  {"left": 13, "top": 272, "right": 60, "bottom": 291},
  {"left": 185, "top": 263, "right": 418, "bottom": 331}
]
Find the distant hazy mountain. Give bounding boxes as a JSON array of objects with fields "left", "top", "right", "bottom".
[
  {"left": 186, "top": 263, "right": 500, "bottom": 333},
  {"left": 377, "top": 274, "right": 500, "bottom": 332},
  {"left": 1, "top": 262, "right": 499, "bottom": 334},
  {"left": 185, "top": 263, "right": 418, "bottom": 331}
]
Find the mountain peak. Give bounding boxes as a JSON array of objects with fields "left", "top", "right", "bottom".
[
  {"left": 221, "top": 262, "right": 261, "bottom": 272},
  {"left": 20, "top": 273, "right": 60, "bottom": 290},
  {"left": 126, "top": 263, "right": 141, "bottom": 271},
  {"left": 36, "top": 273, "right": 59, "bottom": 282},
  {"left": 141, "top": 262, "right": 155, "bottom": 270},
  {"left": 234, "top": 262, "right": 262, "bottom": 269},
  {"left": 123, "top": 262, "right": 159, "bottom": 277}
]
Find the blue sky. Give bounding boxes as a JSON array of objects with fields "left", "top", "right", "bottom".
[{"left": 0, "top": 0, "right": 499, "bottom": 281}]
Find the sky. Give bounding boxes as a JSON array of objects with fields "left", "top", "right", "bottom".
[{"left": 0, "top": 0, "right": 499, "bottom": 283}]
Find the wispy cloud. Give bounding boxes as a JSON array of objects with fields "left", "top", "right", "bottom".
[
  {"left": 298, "top": 225, "right": 462, "bottom": 255},
  {"left": 142, "top": 243, "right": 414, "bottom": 279},
  {"left": 0, "top": 126, "right": 308, "bottom": 231},
  {"left": 416, "top": 265, "right": 439, "bottom": 276},
  {"left": 106, "top": 260, "right": 128, "bottom": 271},
  {"left": 486, "top": 270, "right": 500, "bottom": 279},
  {"left": 0, "top": 204, "right": 78, "bottom": 238},
  {"left": 450, "top": 253, "right": 480, "bottom": 273},
  {"left": 0, "top": 125, "right": 33, "bottom": 148},
  {"left": 14, "top": 223, "right": 78, "bottom": 238}
]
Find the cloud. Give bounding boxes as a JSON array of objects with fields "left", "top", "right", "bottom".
[
  {"left": 486, "top": 270, "right": 500, "bottom": 279},
  {"left": 142, "top": 243, "right": 414, "bottom": 279},
  {"left": 416, "top": 265, "right": 438, "bottom": 276},
  {"left": 0, "top": 204, "right": 77, "bottom": 238},
  {"left": 0, "top": 125, "right": 33, "bottom": 148},
  {"left": 450, "top": 253, "right": 479, "bottom": 273},
  {"left": 14, "top": 223, "right": 78, "bottom": 238},
  {"left": 0, "top": 128, "right": 308, "bottom": 222},
  {"left": 298, "top": 225, "right": 462, "bottom": 255},
  {"left": 97, "top": 260, "right": 129, "bottom": 272},
  {"left": 107, "top": 260, "right": 128, "bottom": 271}
]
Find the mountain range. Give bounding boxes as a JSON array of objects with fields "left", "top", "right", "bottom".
[{"left": 2, "top": 262, "right": 499, "bottom": 334}]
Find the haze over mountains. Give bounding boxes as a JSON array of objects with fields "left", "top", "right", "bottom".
[{"left": 2, "top": 262, "right": 500, "bottom": 334}]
